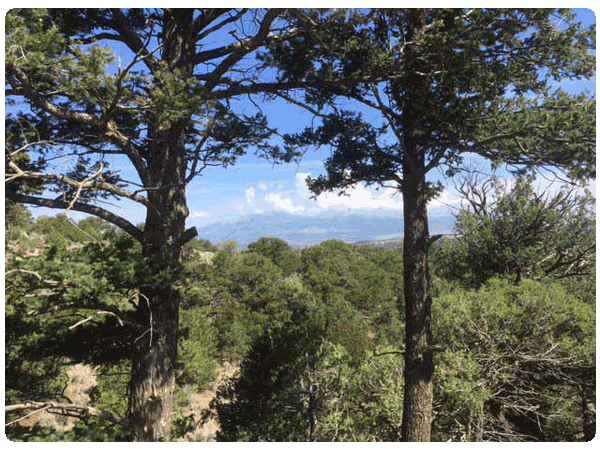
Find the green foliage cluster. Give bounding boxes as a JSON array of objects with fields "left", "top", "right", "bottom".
[
  {"left": 202, "top": 186, "right": 594, "bottom": 441},
  {"left": 177, "top": 306, "right": 217, "bottom": 391},
  {"left": 433, "top": 278, "right": 595, "bottom": 441},
  {"left": 276, "top": 10, "right": 595, "bottom": 201},
  {"left": 5, "top": 206, "right": 121, "bottom": 254},
  {"left": 187, "top": 238, "right": 402, "bottom": 362},
  {"left": 212, "top": 298, "right": 402, "bottom": 441},
  {"left": 426, "top": 178, "right": 596, "bottom": 441},
  {"left": 216, "top": 338, "right": 405, "bottom": 442},
  {"left": 5, "top": 212, "right": 135, "bottom": 439},
  {"left": 433, "top": 177, "right": 596, "bottom": 289}
]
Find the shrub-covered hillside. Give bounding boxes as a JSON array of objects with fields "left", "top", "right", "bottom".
[{"left": 4, "top": 183, "right": 595, "bottom": 441}]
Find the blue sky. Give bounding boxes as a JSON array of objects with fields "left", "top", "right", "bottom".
[{"left": 9, "top": 7, "right": 597, "bottom": 234}]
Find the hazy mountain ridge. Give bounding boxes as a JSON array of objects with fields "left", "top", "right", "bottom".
[{"left": 195, "top": 211, "right": 455, "bottom": 248}]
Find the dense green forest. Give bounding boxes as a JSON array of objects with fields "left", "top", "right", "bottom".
[{"left": 5, "top": 176, "right": 595, "bottom": 441}]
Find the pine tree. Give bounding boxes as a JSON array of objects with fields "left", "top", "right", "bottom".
[
  {"left": 5, "top": 8, "right": 332, "bottom": 441},
  {"left": 269, "top": 9, "right": 595, "bottom": 440},
  {"left": 435, "top": 175, "right": 596, "bottom": 288}
]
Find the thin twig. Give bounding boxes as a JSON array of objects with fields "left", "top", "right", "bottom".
[
  {"left": 68, "top": 310, "right": 124, "bottom": 330},
  {"left": 5, "top": 404, "right": 52, "bottom": 427},
  {"left": 134, "top": 291, "right": 153, "bottom": 347}
]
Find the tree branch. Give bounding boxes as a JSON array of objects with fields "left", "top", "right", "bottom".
[
  {"left": 7, "top": 60, "right": 151, "bottom": 186},
  {"left": 193, "top": 9, "right": 245, "bottom": 42},
  {"left": 5, "top": 401, "right": 128, "bottom": 427},
  {"left": 68, "top": 310, "right": 126, "bottom": 329},
  {"left": 168, "top": 226, "right": 198, "bottom": 249},
  {"left": 19, "top": 299, "right": 142, "bottom": 330},
  {"left": 371, "top": 349, "right": 404, "bottom": 359},
  {"left": 6, "top": 160, "right": 150, "bottom": 208},
  {"left": 6, "top": 62, "right": 97, "bottom": 125},
  {"left": 110, "top": 8, "right": 160, "bottom": 73},
  {"left": 5, "top": 191, "right": 145, "bottom": 243},
  {"left": 5, "top": 269, "right": 65, "bottom": 288},
  {"left": 271, "top": 91, "right": 330, "bottom": 119},
  {"left": 203, "top": 9, "right": 283, "bottom": 92}
]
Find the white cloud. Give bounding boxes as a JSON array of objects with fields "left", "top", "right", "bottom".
[
  {"left": 188, "top": 164, "right": 596, "bottom": 230},
  {"left": 293, "top": 172, "right": 403, "bottom": 212},
  {"left": 233, "top": 186, "right": 258, "bottom": 214},
  {"left": 295, "top": 172, "right": 313, "bottom": 200},
  {"left": 264, "top": 192, "right": 306, "bottom": 214},
  {"left": 316, "top": 185, "right": 403, "bottom": 211}
]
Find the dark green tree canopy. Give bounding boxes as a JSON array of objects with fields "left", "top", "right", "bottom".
[
  {"left": 273, "top": 9, "right": 596, "bottom": 193},
  {"left": 434, "top": 175, "right": 596, "bottom": 287},
  {"left": 5, "top": 9, "right": 334, "bottom": 441}
]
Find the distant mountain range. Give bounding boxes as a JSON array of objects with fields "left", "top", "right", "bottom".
[{"left": 194, "top": 211, "right": 456, "bottom": 248}]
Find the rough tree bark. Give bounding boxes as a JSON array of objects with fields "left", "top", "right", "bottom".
[
  {"left": 126, "top": 12, "right": 196, "bottom": 441},
  {"left": 400, "top": 162, "right": 434, "bottom": 442},
  {"left": 399, "top": 18, "right": 435, "bottom": 439}
]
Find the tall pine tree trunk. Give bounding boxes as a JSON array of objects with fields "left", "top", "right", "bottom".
[
  {"left": 128, "top": 124, "right": 190, "bottom": 441},
  {"left": 128, "top": 284, "right": 180, "bottom": 441},
  {"left": 127, "top": 12, "right": 196, "bottom": 441},
  {"left": 400, "top": 162, "right": 434, "bottom": 442},
  {"left": 399, "top": 20, "right": 435, "bottom": 437}
]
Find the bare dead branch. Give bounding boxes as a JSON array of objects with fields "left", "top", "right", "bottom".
[
  {"left": 6, "top": 160, "right": 150, "bottom": 208},
  {"left": 5, "top": 269, "right": 65, "bottom": 288},
  {"left": 68, "top": 310, "right": 125, "bottom": 329},
  {"left": 5, "top": 401, "right": 128, "bottom": 426}
]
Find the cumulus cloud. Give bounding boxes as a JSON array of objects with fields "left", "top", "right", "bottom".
[
  {"left": 316, "top": 185, "right": 403, "bottom": 211},
  {"left": 187, "top": 175, "right": 467, "bottom": 230},
  {"left": 293, "top": 172, "right": 403, "bottom": 212},
  {"left": 228, "top": 171, "right": 484, "bottom": 221},
  {"left": 295, "top": 172, "right": 313, "bottom": 200},
  {"left": 236, "top": 185, "right": 260, "bottom": 214},
  {"left": 264, "top": 192, "right": 306, "bottom": 213}
]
